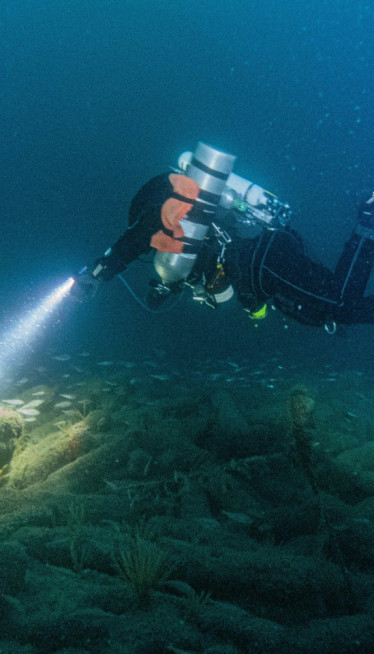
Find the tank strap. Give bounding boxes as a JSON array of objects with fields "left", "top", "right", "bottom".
[
  {"left": 160, "top": 226, "right": 203, "bottom": 253},
  {"left": 171, "top": 191, "right": 198, "bottom": 204}
]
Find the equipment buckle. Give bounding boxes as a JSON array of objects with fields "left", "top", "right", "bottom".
[
  {"left": 211, "top": 222, "right": 232, "bottom": 261},
  {"left": 324, "top": 321, "right": 337, "bottom": 335}
]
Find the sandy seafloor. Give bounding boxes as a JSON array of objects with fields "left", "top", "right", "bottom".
[{"left": 1, "top": 349, "right": 374, "bottom": 654}]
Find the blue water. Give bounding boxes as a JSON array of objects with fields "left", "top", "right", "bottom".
[{"left": 1, "top": 0, "right": 374, "bottom": 372}]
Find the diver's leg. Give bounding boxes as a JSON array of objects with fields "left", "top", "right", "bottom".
[
  {"left": 259, "top": 230, "right": 338, "bottom": 325},
  {"left": 334, "top": 230, "right": 374, "bottom": 301},
  {"left": 334, "top": 192, "right": 374, "bottom": 303}
]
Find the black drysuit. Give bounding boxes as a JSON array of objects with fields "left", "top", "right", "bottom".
[{"left": 99, "top": 173, "right": 374, "bottom": 327}]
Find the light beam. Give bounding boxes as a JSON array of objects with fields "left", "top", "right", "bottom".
[{"left": 0, "top": 277, "right": 75, "bottom": 383}]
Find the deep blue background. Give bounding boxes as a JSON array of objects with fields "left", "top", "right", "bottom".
[{"left": 1, "top": 0, "right": 374, "bottom": 372}]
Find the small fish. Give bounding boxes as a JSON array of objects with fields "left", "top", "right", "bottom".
[
  {"left": 54, "top": 401, "right": 73, "bottom": 409},
  {"left": 2, "top": 399, "right": 24, "bottom": 406},
  {"left": 22, "top": 399, "right": 44, "bottom": 409},
  {"left": 344, "top": 410, "right": 359, "bottom": 419},
  {"left": 52, "top": 354, "right": 71, "bottom": 361},
  {"left": 59, "top": 394, "right": 76, "bottom": 400},
  {"left": 77, "top": 351, "right": 90, "bottom": 357},
  {"left": 97, "top": 361, "right": 114, "bottom": 367},
  {"left": 150, "top": 374, "right": 169, "bottom": 381},
  {"left": 144, "top": 360, "right": 159, "bottom": 368},
  {"left": 222, "top": 510, "right": 254, "bottom": 525},
  {"left": 23, "top": 417, "right": 37, "bottom": 422},
  {"left": 32, "top": 391, "right": 46, "bottom": 396},
  {"left": 15, "top": 377, "right": 28, "bottom": 386},
  {"left": 18, "top": 408, "right": 40, "bottom": 416}
]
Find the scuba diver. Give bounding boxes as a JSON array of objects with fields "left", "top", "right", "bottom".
[{"left": 72, "top": 142, "right": 374, "bottom": 332}]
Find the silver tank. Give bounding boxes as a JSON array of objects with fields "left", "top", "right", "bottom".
[{"left": 154, "top": 143, "right": 236, "bottom": 284}]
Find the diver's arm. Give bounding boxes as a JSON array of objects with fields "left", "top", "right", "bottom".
[
  {"left": 92, "top": 181, "right": 172, "bottom": 282},
  {"left": 71, "top": 173, "right": 172, "bottom": 300},
  {"left": 96, "top": 172, "right": 174, "bottom": 277},
  {"left": 71, "top": 227, "right": 155, "bottom": 301},
  {"left": 97, "top": 209, "right": 163, "bottom": 279}
]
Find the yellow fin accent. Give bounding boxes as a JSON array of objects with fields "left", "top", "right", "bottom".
[{"left": 249, "top": 304, "right": 268, "bottom": 320}]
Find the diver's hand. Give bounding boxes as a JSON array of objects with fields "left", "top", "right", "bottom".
[{"left": 70, "top": 269, "right": 102, "bottom": 303}]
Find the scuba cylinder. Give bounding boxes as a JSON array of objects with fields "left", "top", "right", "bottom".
[
  {"left": 220, "top": 173, "right": 291, "bottom": 229},
  {"left": 178, "top": 151, "right": 292, "bottom": 230},
  {"left": 153, "top": 142, "right": 236, "bottom": 285}
]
